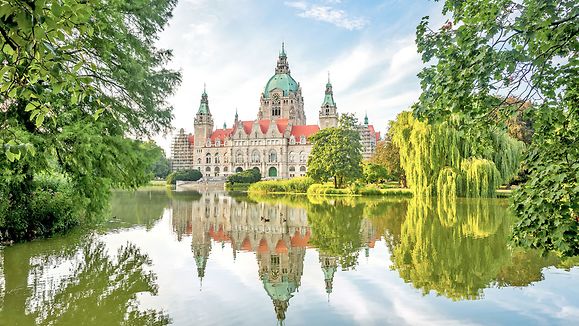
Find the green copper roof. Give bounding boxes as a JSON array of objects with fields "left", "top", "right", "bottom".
[
  {"left": 198, "top": 88, "right": 210, "bottom": 114},
  {"left": 364, "top": 113, "right": 369, "bottom": 125},
  {"left": 322, "top": 93, "right": 335, "bottom": 107},
  {"left": 263, "top": 73, "right": 299, "bottom": 98},
  {"left": 263, "top": 278, "right": 297, "bottom": 301},
  {"left": 280, "top": 42, "right": 286, "bottom": 57}
]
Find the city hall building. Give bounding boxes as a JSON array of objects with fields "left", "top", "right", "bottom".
[{"left": 171, "top": 44, "right": 380, "bottom": 179}]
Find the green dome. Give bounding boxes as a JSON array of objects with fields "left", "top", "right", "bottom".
[{"left": 263, "top": 73, "right": 298, "bottom": 98}]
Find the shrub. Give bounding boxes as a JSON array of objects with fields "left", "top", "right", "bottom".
[
  {"left": 248, "top": 177, "right": 314, "bottom": 194},
  {"left": 1, "top": 175, "right": 86, "bottom": 242},
  {"left": 166, "top": 170, "right": 203, "bottom": 185},
  {"left": 227, "top": 169, "right": 261, "bottom": 184}
]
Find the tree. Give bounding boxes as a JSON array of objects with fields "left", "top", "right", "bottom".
[
  {"left": 142, "top": 141, "right": 170, "bottom": 179},
  {"left": 0, "top": 0, "right": 180, "bottom": 240},
  {"left": 371, "top": 122, "right": 407, "bottom": 187},
  {"left": 307, "top": 114, "right": 363, "bottom": 188},
  {"left": 362, "top": 162, "right": 389, "bottom": 184},
  {"left": 414, "top": 0, "right": 578, "bottom": 255}
]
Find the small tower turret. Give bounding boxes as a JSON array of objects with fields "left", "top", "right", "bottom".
[
  {"left": 194, "top": 84, "right": 214, "bottom": 147},
  {"left": 319, "top": 73, "right": 338, "bottom": 129}
]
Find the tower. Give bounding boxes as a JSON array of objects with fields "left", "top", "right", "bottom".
[
  {"left": 258, "top": 43, "right": 306, "bottom": 125},
  {"left": 319, "top": 73, "right": 338, "bottom": 129},
  {"left": 194, "top": 85, "right": 214, "bottom": 147}
]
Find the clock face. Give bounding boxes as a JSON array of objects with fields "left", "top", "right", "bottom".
[{"left": 273, "top": 93, "right": 280, "bottom": 100}]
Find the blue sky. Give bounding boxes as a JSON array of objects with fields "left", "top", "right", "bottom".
[{"left": 156, "top": 0, "right": 447, "bottom": 152}]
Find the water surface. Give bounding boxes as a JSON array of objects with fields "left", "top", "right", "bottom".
[{"left": 1, "top": 190, "right": 578, "bottom": 325}]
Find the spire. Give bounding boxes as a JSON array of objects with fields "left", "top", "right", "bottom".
[
  {"left": 280, "top": 42, "right": 286, "bottom": 58},
  {"left": 235, "top": 108, "right": 239, "bottom": 121},
  {"left": 223, "top": 122, "right": 227, "bottom": 129},
  {"left": 198, "top": 85, "right": 210, "bottom": 114},
  {"left": 275, "top": 42, "right": 290, "bottom": 74},
  {"left": 326, "top": 71, "right": 331, "bottom": 87},
  {"left": 321, "top": 76, "right": 336, "bottom": 107},
  {"left": 364, "top": 112, "right": 369, "bottom": 125}
]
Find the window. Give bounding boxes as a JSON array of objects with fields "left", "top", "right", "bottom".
[
  {"left": 299, "top": 151, "right": 306, "bottom": 163},
  {"left": 215, "top": 139, "right": 220, "bottom": 146},
  {"left": 214, "top": 154, "right": 220, "bottom": 164},
  {"left": 300, "top": 166, "right": 306, "bottom": 172},
  {"left": 289, "top": 166, "right": 295, "bottom": 172},
  {"left": 205, "top": 166, "right": 211, "bottom": 172},
  {"left": 206, "top": 140, "right": 211, "bottom": 147},
  {"left": 236, "top": 152, "right": 243, "bottom": 163},
  {"left": 197, "top": 158, "right": 201, "bottom": 164},
  {"left": 272, "top": 106, "right": 281, "bottom": 116},
  {"left": 269, "top": 150, "right": 277, "bottom": 163},
  {"left": 224, "top": 166, "right": 228, "bottom": 172},
  {"left": 251, "top": 150, "right": 261, "bottom": 163},
  {"left": 205, "top": 153, "right": 211, "bottom": 164},
  {"left": 214, "top": 167, "right": 220, "bottom": 176},
  {"left": 300, "top": 136, "right": 306, "bottom": 144},
  {"left": 289, "top": 136, "right": 295, "bottom": 145}
]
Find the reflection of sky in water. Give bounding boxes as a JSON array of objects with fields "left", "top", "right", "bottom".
[{"left": 100, "top": 208, "right": 579, "bottom": 326}]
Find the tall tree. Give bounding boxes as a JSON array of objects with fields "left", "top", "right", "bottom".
[
  {"left": 307, "top": 114, "right": 363, "bottom": 188},
  {"left": 0, "top": 0, "right": 180, "bottom": 240},
  {"left": 413, "top": 0, "right": 578, "bottom": 255}
]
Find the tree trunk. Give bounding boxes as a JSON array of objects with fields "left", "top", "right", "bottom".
[{"left": 333, "top": 176, "right": 337, "bottom": 189}]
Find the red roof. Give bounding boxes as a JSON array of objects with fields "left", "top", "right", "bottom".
[
  {"left": 239, "top": 119, "right": 290, "bottom": 135},
  {"left": 375, "top": 131, "right": 381, "bottom": 142},
  {"left": 367, "top": 125, "right": 381, "bottom": 142},
  {"left": 188, "top": 134, "right": 194, "bottom": 145},
  {"left": 290, "top": 125, "right": 319, "bottom": 138},
  {"left": 209, "top": 128, "right": 234, "bottom": 143}
]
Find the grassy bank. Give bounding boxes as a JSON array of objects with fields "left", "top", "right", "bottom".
[{"left": 245, "top": 178, "right": 413, "bottom": 197}]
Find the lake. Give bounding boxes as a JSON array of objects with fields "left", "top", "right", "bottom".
[{"left": 1, "top": 190, "right": 578, "bottom": 325}]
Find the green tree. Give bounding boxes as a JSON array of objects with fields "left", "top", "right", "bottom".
[
  {"left": 371, "top": 140, "right": 406, "bottom": 187},
  {"left": 142, "top": 141, "right": 170, "bottom": 179},
  {"left": 0, "top": 0, "right": 180, "bottom": 240},
  {"left": 414, "top": 0, "right": 578, "bottom": 255},
  {"left": 307, "top": 114, "right": 363, "bottom": 188},
  {"left": 362, "top": 161, "right": 389, "bottom": 184}
]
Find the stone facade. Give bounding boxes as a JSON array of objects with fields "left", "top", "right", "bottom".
[{"left": 171, "top": 44, "right": 380, "bottom": 178}]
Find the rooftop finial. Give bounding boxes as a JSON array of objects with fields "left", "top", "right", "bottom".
[
  {"left": 328, "top": 71, "right": 331, "bottom": 84},
  {"left": 364, "top": 111, "right": 369, "bottom": 125},
  {"left": 203, "top": 82, "right": 206, "bottom": 94},
  {"left": 280, "top": 42, "right": 286, "bottom": 57}
]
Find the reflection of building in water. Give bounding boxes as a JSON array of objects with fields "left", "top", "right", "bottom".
[
  {"left": 360, "top": 219, "right": 379, "bottom": 258},
  {"left": 171, "top": 199, "right": 193, "bottom": 241},
  {"left": 178, "top": 193, "right": 310, "bottom": 322},
  {"left": 319, "top": 254, "right": 338, "bottom": 297}
]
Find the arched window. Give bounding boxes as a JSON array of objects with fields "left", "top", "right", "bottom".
[
  {"left": 205, "top": 166, "right": 211, "bottom": 172},
  {"left": 289, "top": 166, "right": 295, "bottom": 172},
  {"left": 236, "top": 151, "right": 243, "bottom": 163},
  {"left": 214, "top": 166, "right": 220, "bottom": 176},
  {"left": 224, "top": 166, "right": 228, "bottom": 172},
  {"left": 289, "top": 151, "right": 295, "bottom": 163},
  {"left": 299, "top": 166, "right": 306, "bottom": 172},
  {"left": 205, "top": 153, "right": 211, "bottom": 164},
  {"left": 300, "top": 136, "right": 306, "bottom": 144},
  {"left": 206, "top": 139, "right": 211, "bottom": 147},
  {"left": 299, "top": 151, "right": 306, "bottom": 163},
  {"left": 215, "top": 139, "right": 221, "bottom": 146},
  {"left": 269, "top": 150, "right": 277, "bottom": 163},
  {"left": 289, "top": 136, "right": 295, "bottom": 145},
  {"left": 235, "top": 167, "right": 243, "bottom": 173},
  {"left": 214, "top": 153, "right": 220, "bottom": 164},
  {"left": 252, "top": 150, "right": 261, "bottom": 163},
  {"left": 197, "top": 158, "right": 201, "bottom": 164},
  {"left": 224, "top": 155, "right": 229, "bottom": 163}
]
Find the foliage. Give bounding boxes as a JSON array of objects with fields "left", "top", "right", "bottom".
[
  {"left": 0, "top": 0, "right": 180, "bottom": 241},
  {"left": 414, "top": 0, "right": 578, "bottom": 255},
  {"left": 166, "top": 170, "right": 203, "bottom": 185},
  {"left": 1, "top": 175, "right": 84, "bottom": 242},
  {"left": 511, "top": 88, "right": 579, "bottom": 256},
  {"left": 307, "top": 114, "right": 363, "bottom": 188},
  {"left": 142, "top": 142, "right": 170, "bottom": 179},
  {"left": 226, "top": 169, "right": 261, "bottom": 185},
  {"left": 371, "top": 122, "right": 406, "bottom": 186},
  {"left": 391, "top": 111, "right": 524, "bottom": 197},
  {"left": 362, "top": 162, "right": 389, "bottom": 184},
  {"left": 248, "top": 177, "right": 315, "bottom": 194}
]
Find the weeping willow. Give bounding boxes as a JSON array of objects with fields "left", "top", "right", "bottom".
[{"left": 391, "top": 112, "right": 524, "bottom": 198}]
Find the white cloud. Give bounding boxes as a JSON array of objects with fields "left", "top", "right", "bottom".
[{"left": 284, "top": 1, "right": 368, "bottom": 30}]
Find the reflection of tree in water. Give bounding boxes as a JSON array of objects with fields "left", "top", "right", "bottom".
[
  {"left": 109, "top": 190, "right": 171, "bottom": 230},
  {"left": 391, "top": 197, "right": 511, "bottom": 300},
  {"left": 307, "top": 199, "right": 364, "bottom": 270},
  {"left": 364, "top": 199, "right": 408, "bottom": 251},
  {"left": 1, "top": 234, "right": 169, "bottom": 325},
  {"left": 388, "top": 197, "right": 579, "bottom": 300}
]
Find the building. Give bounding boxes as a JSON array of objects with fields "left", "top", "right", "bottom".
[{"left": 171, "top": 43, "right": 380, "bottom": 178}]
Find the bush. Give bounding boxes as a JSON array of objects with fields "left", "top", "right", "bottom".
[
  {"left": 248, "top": 177, "right": 314, "bottom": 194},
  {"left": 166, "top": 169, "right": 203, "bottom": 185},
  {"left": 227, "top": 169, "right": 261, "bottom": 184},
  {"left": 1, "top": 175, "right": 85, "bottom": 242}
]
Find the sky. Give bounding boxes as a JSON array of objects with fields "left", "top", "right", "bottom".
[{"left": 155, "top": 0, "right": 447, "bottom": 153}]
